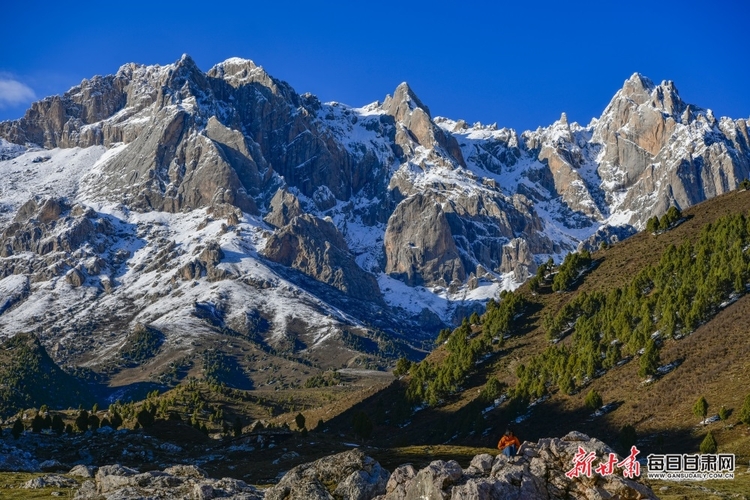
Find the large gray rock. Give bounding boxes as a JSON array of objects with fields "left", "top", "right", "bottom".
[
  {"left": 266, "top": 449, "right": 389, "bottom": 500},
  {"left": 264, "top": 188, "right": 304, "bottom": 229},
  {"left": 76, "top": 463, "right": 262, "bottom": 499},
  {"left": 22, "top": 474, "right": 78, "bottom": 489}
]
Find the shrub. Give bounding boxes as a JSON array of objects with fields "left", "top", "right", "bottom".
[
  {"left": 75, "top": 410, "right": 90, "bottom": 432},
  {"left": 12, "top": 418, "right": 24, "bottom": 439}
]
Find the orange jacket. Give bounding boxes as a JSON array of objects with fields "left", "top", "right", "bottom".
[{"left": 498, "top": 435, "right": 521, "bottom": 450}]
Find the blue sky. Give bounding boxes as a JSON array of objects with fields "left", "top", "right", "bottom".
[{"left": 0, "top": 0, "right": 748, "bottom": 132}]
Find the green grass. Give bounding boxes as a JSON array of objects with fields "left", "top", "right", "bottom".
[
  {"left": 0, "top": 473, "right": 81, "bottom": 499},
  {"left": 370, "top": 445, "right": 499, "bottom": 472},
  {"left": 648, "top": 472, "right": 750, "bottom": 500}
]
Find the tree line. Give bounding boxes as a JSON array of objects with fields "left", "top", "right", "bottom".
[{"left": 515, "top": 212, "right": 750, "bottom": 400}]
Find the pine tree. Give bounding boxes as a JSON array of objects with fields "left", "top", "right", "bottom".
[
  {"left": 110, "top": 410, "right": 123, "bottom": 430},
  {"left": 584, "top": 389, "right": 603, "bottom": 410},
  {"left": 638, "top": 340, "right": 660, "bottom": 378},
  {"left": 393, "top": 357, "right": 412, "bottom": 377},
  {"left": 738, "top": 394, "right": 750, "bottom": 425},
  {"left": 88, "top": 414, "right": 100, "bottom": 430},
  {"left": 75, "top": 410, "right": 89, "bottom": 433},
  {"left": 352, "top": 411, "right": 373, "bottom": 440},
  {"left": 31, "top": 413, "right": 44, "bottom": 433},
  {"left": 693, "top": 396, "right": 709, "bottom": 424},
  {"left": 12, "top": 418, "right": 24, "bottom": 439},
  {"left": 136, "top": 407, "right": 155, "bottom": 428},
  {"left": 51, "top": 414, "right": 65, "bottom": 435},
  {"left": 295, "top": 413, "right": 306, "bottom": 431},
  {"left": 700, "top": 431, "right": 717, "bottom": 453},
  {"left": 718, "top": 406, "right": 729, "bottom": 422},
  {"left": 619, "top": 425, "right": 637, "bottom": 451}
]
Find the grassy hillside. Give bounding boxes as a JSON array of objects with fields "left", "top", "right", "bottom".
[{"left": 330, "top": 187, "right": 750, "bottom": 458}]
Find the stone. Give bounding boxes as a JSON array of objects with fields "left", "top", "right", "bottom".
[
  {"left": 266, "top": 449, "right": 388, "bottom": 500},
  {"left": 39, "top": 459, "right": 64, "bottom": 472},
  {"left": 380, "top": 434, "right": 657, "bottom": 500},
  {"left": 23, "top": 474, "right": 77, "bottom": 489},
  {"left": 264, "top": 188, "right": 304, "bottom": 228},
  {"left": 402, "top": 459, "right": 462, "bottom": 500},
  {"left": 69, "top": 464, "right": 97, "bottom": 478}
]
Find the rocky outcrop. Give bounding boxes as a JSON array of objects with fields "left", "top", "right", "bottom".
[
  {"left": 0, "top": 197, "right": 114, "bottom": 286},
  {"left": 377, "top": 432, "right": 656, "bottom": 500},
  {"left": 265, "top": 214, "right": 383, "bottom": 303},
  {"left": 593, "top": 73, "right": 750, "bottom": 225},
  {"left": 264, "top": 188, "right": 304, "bottom": 228},
  {"left": 384, "top": 194, "right": 465, "bottom": 287},
  {"left": 382, "top": 83, "right": 465, "bottom": 166},
  {"left": 577, "top": 225, "right": 638, "bottom": 252},
  {"left": 73, "top": 463, "right": 263, "bottom": 499},
  {"left": 266, "top": 449, "right": 389, "bottom": 500}
]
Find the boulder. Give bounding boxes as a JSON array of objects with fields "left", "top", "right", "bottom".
[
  {"left": 22, "top": 474, "right": 77, "bottom": 489},
  {"left": 266, "top": 449, "right": 389, "bottom": 500},
  {"left": 69, "top": 464, "right": 97, "bottom": 478}
]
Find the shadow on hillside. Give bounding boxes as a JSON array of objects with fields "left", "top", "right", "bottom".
[
  {"left": 326, "top": 377, "right": 705, "bottom": 460},
  {"left": 510, "top": 396, "right": 703, "bottom": 457}
]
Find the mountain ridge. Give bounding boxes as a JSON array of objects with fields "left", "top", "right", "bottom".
[{"left": 0, "top": 55, "right": 749, "bottom": 398}]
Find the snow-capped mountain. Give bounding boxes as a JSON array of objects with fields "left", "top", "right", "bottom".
[{"left": 1, "top": 55, "right": 748, "bottom": 384}]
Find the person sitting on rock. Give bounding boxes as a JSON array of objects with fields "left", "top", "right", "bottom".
[{"left": 497, "top": 429, "right": 521, "bottom": 458}]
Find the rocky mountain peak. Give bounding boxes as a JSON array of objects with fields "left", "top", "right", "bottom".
[
  {"left": 650, "top": 78, "right": 687, "bottom": 117},
  {"left": 382, "top": 82, "right": 431, "bottom": 120},
  {"left": 208, "top": 57, "right": 276, "bottom": 90},
  {"left": 620, "top": 72, "right": 656, "bottom": 103}
]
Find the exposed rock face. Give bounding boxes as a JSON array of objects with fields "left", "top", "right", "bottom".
[
  {"left": 265, "top": 214, "right": 383, "bottom": 303},
  {"left": 382, "top": 83, "right": 465, "bottom": 166},
  {"left": 3, "top": 57, "right": 750, "bottom": 374},
  {"left": 384, "top": 194, "right": 466, "bottom": 286},
  {"left": 593, "top": 73, "right": 750, "bottom": 224},
  {"left": 264, "top": 188, "right": 304, "bottom": 228}
]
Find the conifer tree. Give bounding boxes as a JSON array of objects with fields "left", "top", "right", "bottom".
[
  {"left": 700, "top": 431, "right": 717, "bottom": 453},
  {"left": 295, "top": 413, "right": 306, "bottom": 431},
  {"left": 694, "top": 396, "right": 709, "bottom": 424},
  {"left": 584, "top": 389, "right": 603, "bottom": 410},
  {"left": 739, "top": 394, "right": 750, "bottom": 425},
  {"left": 12, "top": 418, "right": 24, "bottom": 439},
  {"left": 638, "top": 340, "right": 660, "bottom": 378},
  {"left": 51, "top": 414, "right": 65, "bottom": 435}
]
